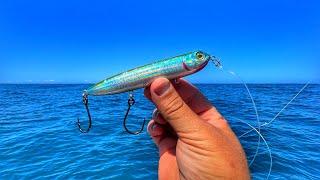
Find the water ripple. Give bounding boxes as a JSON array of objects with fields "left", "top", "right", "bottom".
[{"left": 0, "top": 84, "right": 319, "bottom": 179}]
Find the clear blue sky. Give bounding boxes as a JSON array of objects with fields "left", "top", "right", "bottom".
[{"left": 0, "top": 0, "right": 319, "bottom": 84}]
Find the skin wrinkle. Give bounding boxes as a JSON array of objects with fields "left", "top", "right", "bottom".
[
  {"left": 182, "top": 142, "right": 215, "bottom": 158},
  {"left": 172, "top": 80, "right": 208, "bottom": 103},
  {"left": 177, "top": 155, "right": 199, "bottom": 180},
  {"left": 179, "top": 126, "right": 215, "bottom": 146},
  {"left": 184, "top": 130, "right": 246, "bottom": 178},
  {"left": 157, "top": 89, "right": 206, "bottom": 138},
  {"left": 177, "top": 151, "right": 221, "bottom": 180},
  {"left": 163, "top": 95, "right": 185, "bottom": 118},
  {"left": 161, "top": 117, "right": 231, "bottom": 151},
  {"left": 152, "top": 111, "right": 246, "bottom": 175},
  {"left": 177, "top": 120, "right": 205, "bottom": 140},
  {"left": 175, "top": 86, "right": 213, "bottom": 115},
  {"left": 178, "top": 168, "right": 188, "bottom": 180},
  {"left": 180, "top": 130, "right": 234, "bottom": 160}
]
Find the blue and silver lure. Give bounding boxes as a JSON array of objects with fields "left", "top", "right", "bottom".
[{"left": 77, "top": 51, "right": 221, "bottom": 134}]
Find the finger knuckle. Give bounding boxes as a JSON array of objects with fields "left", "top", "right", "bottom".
[
  {"left": 162, "top": 95, "right": 184, "bottom": 117},
  {"left": 217, "top": 116, "right": 230, "bottom": 129}
]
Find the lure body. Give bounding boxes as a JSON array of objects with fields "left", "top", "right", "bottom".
[{"left": 85, "top": 51, "right": 212, "bottom": 96}]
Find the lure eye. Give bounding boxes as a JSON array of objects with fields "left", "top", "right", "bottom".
[{"left": 196, "top": 52, "right": 204, "bottom": 60}]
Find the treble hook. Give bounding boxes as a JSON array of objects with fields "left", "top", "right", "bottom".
[
  {"left": 77, "top": 93, "right": 92, "bottom": 133},
  {"left": 123, "top": 93, "right": 146, "bottom": 135}
]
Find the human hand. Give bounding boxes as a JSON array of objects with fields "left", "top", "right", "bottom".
[{"left": 144, "top": 78, "right": 250, "bottom": 180}]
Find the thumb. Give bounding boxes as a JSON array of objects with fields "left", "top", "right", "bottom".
[{"left": 149, "top": 78, "right": 205, "bottom": 138}]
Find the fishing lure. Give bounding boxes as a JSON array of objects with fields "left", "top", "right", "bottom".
[
  {"left": 77, "top": 51, "right": 221, "bottom": 134},
  {"left": 76, "top": 50, "right": 309, "bottom": 178}
]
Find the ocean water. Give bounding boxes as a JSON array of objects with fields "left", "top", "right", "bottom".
[{"left": 0, "top": 84, "right": 319, "bottom": 179}]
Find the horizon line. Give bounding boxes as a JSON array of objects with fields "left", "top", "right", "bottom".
[{"left": 0, "top": 82, "right": 318, "bottom": 85}]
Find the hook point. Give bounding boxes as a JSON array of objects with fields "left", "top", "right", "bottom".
[
  {"left": 123, "top": 93, "right": 146, "bottom": 135},
  {"left": 77, "top": 93, "right": 92, "bottom": 133}
]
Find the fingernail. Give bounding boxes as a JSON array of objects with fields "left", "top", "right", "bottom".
[
  {"left": 154, "top": 79, "right": 170, "bottom": 96},
  {"left": 152, "top": 109, "right": 159, "bottom": 119},
  {"left": 151, "top": 123, "right": 158, "bottom": 131},
  {"left": 147, "top": 121, "right": 155, "bottom": 134}
]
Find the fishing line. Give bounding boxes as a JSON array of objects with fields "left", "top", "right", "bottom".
[
  {"left": 211, "top": 57, "right": 262, "bottom": 167},
  {"left": 226, "top": 70, "right": 262, "bottom": 167},
  {"left": 262, "top": 82, "right": 310, "bottom": 126},
  {"left": 239, "top": 82, "right": 310, "bottom": 138},
  {"left": 233, "top": 117, "right": 272, "bottom": 180},
  {"left": 212, "top": 57, "right": 310, "bottom": 172}
]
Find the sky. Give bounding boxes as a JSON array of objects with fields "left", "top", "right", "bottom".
[{"left": 0, "top": 0, "right": 319, "bottom": 84}]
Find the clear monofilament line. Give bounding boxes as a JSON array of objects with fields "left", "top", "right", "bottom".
[
  {"left": 234, "top": 117, "right": 272, "bottom": 180},
  {"left": 211, "top": 56, "right": 309, "bottom": 179},
  {"left": 211, "top": 58, "right": 262, "bottom": 167},
  {"left": 226, "top": 70, "right": 262, "bottom": 167},
  {"left": 239, "top": 82, "right": 310, "bottom": 138},
  {"left": 262, "top": 82, "right": 310, "bottom": 126}
]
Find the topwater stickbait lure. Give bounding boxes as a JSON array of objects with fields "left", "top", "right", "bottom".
[
  {"left": 77, "top": 51, "right": 221, "bottom": 134},
  {"left": 76, "top": 50, "right": 309, "bottom": 178}
]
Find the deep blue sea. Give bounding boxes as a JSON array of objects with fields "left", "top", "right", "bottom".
[{"left": 0, "top": 84, "right": 319, "bottom": 179}]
